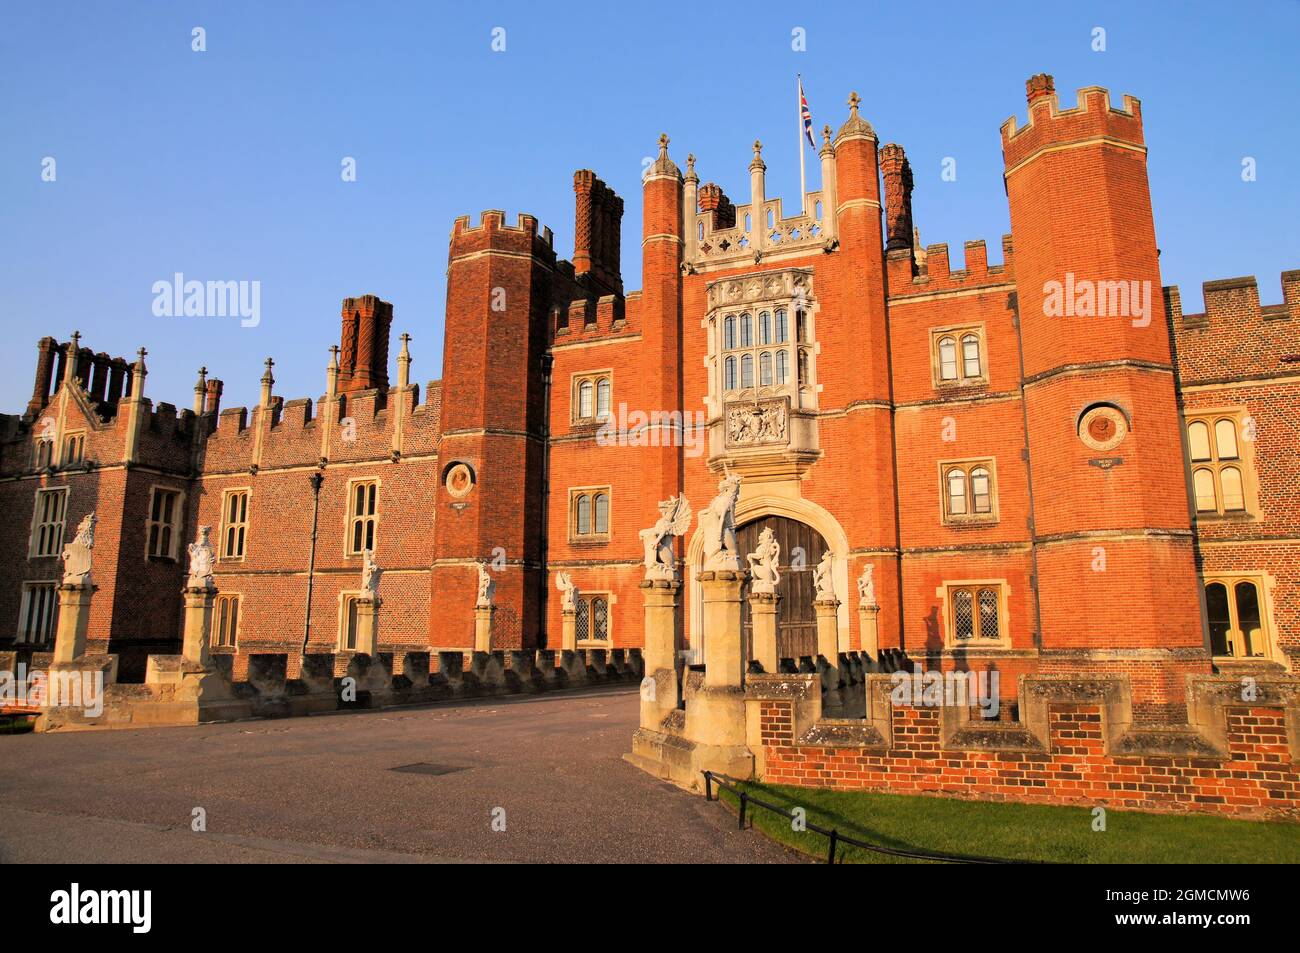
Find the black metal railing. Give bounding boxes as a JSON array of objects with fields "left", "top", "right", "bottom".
[{"left": 702, "top": 771, "right": 1031, "bottom": 865}]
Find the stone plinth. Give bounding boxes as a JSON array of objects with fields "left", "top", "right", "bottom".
[
  {"left": 749, "top": 591, "right": 780, "bottom": 674},
  {"left": 857, "top": 603, "right": 880, "bottom": 659},
  {"left": 473, "top": 604, "right": 494, "bottom": 653},
  {"left": 182, "top": 586, "right": 216, "bottom": 666},
  {"left": 561, "top": 607, "right": 577, "bottom": 651},
  {"left": 640, "top": 579, "right": 680, "bottom": 729},
  {"left": 701, "top": 570, "right": 747, "bottom": 689},
  {"left": 354, "top": 596, "right": 381, "bottom": 656},
  {"left": 815, "top": 598, "right": 840, "bottom": 664},
  {"left": 53, "top": 583, "right": 96, "bottom": 664}
]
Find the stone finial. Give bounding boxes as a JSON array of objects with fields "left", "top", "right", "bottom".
[
  {"left": 397, "top": 333, "right": 412, "bottom": 389},
  {"left": 62, "top": 512, "right": 97, "bottom": 587},
  {"left": 749, "top": 140, "right": 766, "bottom": 173},
  {"left": 261, "top": 357, "right": 275, "bottom": 386},
  {"left": 326, "top": 346, "right": 340, "bottom": 398},
  {"left": 746, "top": 525, "right": 781, "bottom": 594},
  {"left": 835, "top": 91, "right": 876, "bottom": 144},
  {"left": 819, "top": 124, "right": 835, "bottom": 158},
  {"left": 700, "top": 475, "right": 743, "bottom": 572},
  {"left": 649, "top": 133, "right": 680, "bottom": 177},
  {"left": 193, "top": 367, "right": 208, "bottom": 414},
  {"left": 187, "top": 525, "right": 216, "bottom": 590},
  {"left": 638, "top": 494, "right": 692, "bottom": 582}
]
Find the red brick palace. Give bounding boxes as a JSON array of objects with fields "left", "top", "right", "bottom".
[{"left": 2, "top": 74, "right": 1297, "bottom": 719}]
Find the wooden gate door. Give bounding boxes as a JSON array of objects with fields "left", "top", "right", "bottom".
[{"left": 737, "top": 515, "right": 827, "bottom": 662}]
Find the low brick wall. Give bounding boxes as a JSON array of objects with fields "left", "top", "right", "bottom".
[{"left": 752, "top": 674, "right": 1300, "bottom": 821}]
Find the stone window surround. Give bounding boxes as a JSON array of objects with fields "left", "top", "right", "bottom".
[
  {"left": 936, "top": 579, "right": 1012, "bottom": 649},
  {"left": 568, "top": 485, "right": 611, "bottom": 543},
  {"left": 61, "top": 430, "right": 86, "bottom": 466},
  {"left": 343, "top": 477, "right": 381, "bottom": 558},
  {"left": 703, "top": 268, "right": 821, "bottom": 423},
  {"left": 337, "top": 589, "right": 364, "bottom": 652},
  {"left": 1184, "top": 407, "right": 1260, "bottom": 519},
  {"left": 575, "top": 591, "right": 613, "bottom": 646},
  {"left": 219, "top": 487, "right": 252, "bottom": 561},
  {"left": 17, "top": 580, "right": 59, "bottom": 644},
  {"left": 214, "top": 592, "right": 241, "bottom": 650},
  {"left": 1202, "top": 570, "right": 1278, "bottom": 662},
  {"left": 28, "top": 485, "right": 69, "bottom": 559},
  {"left": 929, "top": 323, "right": 990, "bottom": 389},
  {"left": 937, "top": 457, "right": 1000, "bottom": 526},
  {"left": 145, "top": 483, "right": 185, "bottom": 562},
  {"left": 570, "top": 369, "right": 613, "bottom": 426}
]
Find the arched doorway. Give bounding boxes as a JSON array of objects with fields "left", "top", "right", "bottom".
[{"left": 737, "top": 515, "right": 828, "bottom": 661}]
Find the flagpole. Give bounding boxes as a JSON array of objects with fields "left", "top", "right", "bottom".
[{"left": 797, "top": 74, "right": 807, "bottom": 215}]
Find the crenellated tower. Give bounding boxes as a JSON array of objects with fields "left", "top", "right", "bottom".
[{"left": 1002, "top": 74, "right": 1209, "bottom": 717}]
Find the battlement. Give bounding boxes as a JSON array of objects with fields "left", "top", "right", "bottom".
[
  {"left": 555, "top": 293, "right": 628, "bottom": 340},
  {"left": 1001, "top": 73, "right": 1144, "bottom": 170},
  {"left": 450, "top": 210, "right": 554, "bottom": 249},
  {"left": 889, "top": 234, "right": 1014, "bottom": 295},
  {"left": 1167, "top": 270, "right": 1299, "bottom": 385}
]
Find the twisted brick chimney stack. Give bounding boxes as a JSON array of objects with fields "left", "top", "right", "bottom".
[{"left": 337, "top": 295, "right": 393, "bottom": 395}]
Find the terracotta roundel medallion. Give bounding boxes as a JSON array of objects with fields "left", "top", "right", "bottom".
[
  {"left": 445, "top": 463, "right": 476, "bottom": 499},
  {"left": 1078, "top": 405, "right": 1129, "bottom": 452}
]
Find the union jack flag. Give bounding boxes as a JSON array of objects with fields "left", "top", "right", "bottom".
[{"left": 799, "top": 78, "right": 815, "bottom": 149}]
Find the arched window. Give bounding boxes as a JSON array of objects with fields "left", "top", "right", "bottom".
[
  {"left": 578, "top": 380, "right": 594, "bottom": 419},
  {"left": 814, "top": 200, "right": 822, "bottom": 220},
  {"left": 576, "top": 494, "right": 591, "bottom": 535},
  {"left": 961, "top": 334, "right": 981, "bottom": 378},
  {"left": 698, "top": 222, "right": 704, "bottom": 241},
  {"left": 1193, "top": 468, "right": 1218, "bottom": 512},
  {"left": 1185, "top": 412, "right": 1253, "bottom": 516},
  {"left": 1220, "top": 466, "right": 1245, "bottom": 511},
  {"left": 766, "top": 209, "right": 774, "bottom": 228},
  {"left": 775, "top": 309, "right": 788, "bottom": 343},
  {"left": 596, "top": 378, "right": 611, "bottom": 420},
  {"left": 796, "top": 310, "right": 807, "bottom": 343},
  {"left": 938, "top": 337, "right": 958, "bottom": 381},
  {"left": 1187, "top": 420, "right": 1211, "bottom": 461},
  {"left": 776, "top": 350, "right": 789, "bottom": 385},
  {"left": 797, "top": 349, "right": 809, "bottom": 385},
  {"left": 977, "top": 588, "right": 1000, "bottom": 640},
  {"left": 34, "top": 437, "right": 53, "bottom": 469},
  {"left": 1205, "top": 582, "right": 1231, "bottom": 656},
  {"left": 953, "top": 589, "right": 974, "bottom": 640},
  {"left": 591, "top": 596, "right": 609, "bottom": 641},
  {"left": 1235, "top": 580, "right": 1262, "bottom": 657},
  {"left": 744, "top": 213, "right": 752, "bottom": 232},
  {"left": 759, "top": 311, "right": 771, "bottom": 345},
  {"left": 724, "top": 315, "right": 736, "bottom": 351},
  {"left": 1215, "top": 419, "right": 1239, "bottom": 460},
  {"left": 970, "top": 466, "right": 991, "bottom": 514},
  {"left": 724, "top": 356, "right": 737, "bottom": 391},
  {"left": 740, "top": 354, "right": 754, "bottom": 388},
  {"left": 759, "top": 351, "right": 773, "bottom": 386},
  {"left": 593, "top": 493, "right": 609, "bottom": 534},
  {"left": 946, "top": 469, "right": 967, "bottom": 515},
  {"left": 740, "top": 314, "right": 753, "bottom": 348}
]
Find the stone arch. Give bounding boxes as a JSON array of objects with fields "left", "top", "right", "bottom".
[{"left": 685, "top": 493, "right": 850, "bottom": 651}]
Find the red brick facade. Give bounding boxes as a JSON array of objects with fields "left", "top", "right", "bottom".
[{"left": 1, "top": 75, "right": 1295, "bottom": 721}]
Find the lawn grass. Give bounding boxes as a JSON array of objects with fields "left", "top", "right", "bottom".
[{"left": 715, "top": 780, "right": 1300, "bottom": 864}]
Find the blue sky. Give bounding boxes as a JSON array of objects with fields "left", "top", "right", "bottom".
[{"left": 2, "top": 1, "right": 1296, "bottom": 412}]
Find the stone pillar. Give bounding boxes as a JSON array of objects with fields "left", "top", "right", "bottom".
[
  {"left": 354, "top": 597, "right": 380, "bottom": 656},
  {"left": 750, "top": 592, "right": 780, "bottom": 674},
  {"left": 818, "top": 126, "right": 838, "bottom": 240},
  {"left": 749, "top": 142, "right": 766, "bottom": 254},
  {"left": 641, "top": 580, "right": 680, "bottom": 729},
  {"left": 474, "top": 604, "right": 494, "bottom": 653},
  {"left": 701, "top": 570, "right": 747, "bottom": 688},
  {"left": 53, "top": 584, "right": 95, "bottom": 664},
  {"left": 561, "top": 606, "right": 577, "bottom": 651},
  {"left": 181, "top": 586, "right": 216, "bottom": 666},
  {"left": 815, "top": 598, "right": 840, "bottom": 663},
  {"left": 858, "top": 603, "right": 880, "bottom": 659}
]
